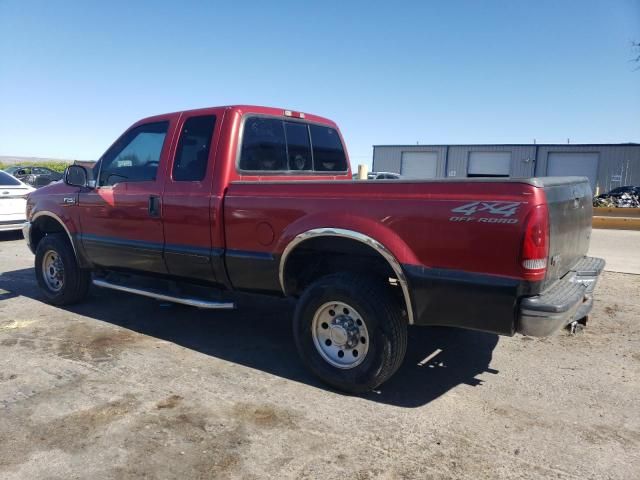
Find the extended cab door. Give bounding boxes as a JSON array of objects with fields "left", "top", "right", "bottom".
[
  {"left": 77, "top": 117, "right": 177, "bottom": 274},
  {"left": 161, "top": 110, "right": 225, "bottom": 284}
]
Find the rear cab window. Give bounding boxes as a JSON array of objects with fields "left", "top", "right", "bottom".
[
  {"left": 238, "top": 116, "right": 348, "bottom": 174},
  {"left": 172, "top": 115, "right": 217, "bottom": 181}
]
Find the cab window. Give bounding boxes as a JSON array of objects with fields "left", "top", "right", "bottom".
[
  {"left": 172, "top": 115, "right": 216, "bottom": 181},
  {"left": 239, "top": 117, "right": 287, "bottom": 171},
  {"left": 285, "top": 122, "right": 312, "bottom": 171},
  {"left": 239, "top": 116, "right": 347, "bottom": 173},
  {"left": 309, "top": 124, "right": 347, "bottom": 172},
  {"left": 98, "top": 122, "right": 168, "bottom": 186}
]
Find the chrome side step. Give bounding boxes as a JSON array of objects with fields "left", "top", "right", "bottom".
[{"left": 92, "top": 279, "right": 235, "bottom": 310}]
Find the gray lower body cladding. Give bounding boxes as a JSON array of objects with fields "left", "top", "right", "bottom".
[
  {"left": 403, "top": 266, "right": 530, "bottom": 335},
  {"left": 403, "top": 256, "right": 604, "bottom": 337}
]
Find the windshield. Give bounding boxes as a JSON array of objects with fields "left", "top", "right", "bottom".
[{"left": 0, "top": 171, "right": 22, "bottom": 186}]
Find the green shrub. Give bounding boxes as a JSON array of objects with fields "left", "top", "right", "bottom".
[{"left": 0, "top": 161, "right": 71, "bottom": 173}]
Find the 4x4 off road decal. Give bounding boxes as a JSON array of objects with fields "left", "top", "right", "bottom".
[{"left": 449, "top": 201, "right": 522, "bottom": 224}]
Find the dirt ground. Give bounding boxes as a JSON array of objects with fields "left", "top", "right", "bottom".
[{"left": 0, "top": 230, "right": 639, "bottom": 479}]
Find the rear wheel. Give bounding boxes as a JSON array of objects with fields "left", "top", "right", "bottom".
[
  {"left": 293, "top": 273, "right": 407, "bottom": 393},
  {"left": 35, "top": 233, "right": 91, "bottom": 305}
]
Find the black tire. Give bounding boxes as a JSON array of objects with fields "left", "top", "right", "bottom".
[
  {"left": 293, "top": 272, "right": 407, "bottom": 394},
  {"left": 35, "top": 233, "right": 91, "bottom": 305}
]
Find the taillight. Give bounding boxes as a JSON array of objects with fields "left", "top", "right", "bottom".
[{"left": 521, "top": 204, "right": 549, "bottom": 279}]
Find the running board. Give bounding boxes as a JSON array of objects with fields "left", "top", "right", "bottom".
[{"left": 92, "top": 279, "right": 235, "bottom": 310}]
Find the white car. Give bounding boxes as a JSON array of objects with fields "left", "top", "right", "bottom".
[{"left": 0, "top": 171, "right": 35, "bottom": 232}]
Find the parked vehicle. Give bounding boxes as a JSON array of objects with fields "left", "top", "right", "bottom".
[
  {"left": 368, "top": 171, "right": 401, "bottom": 180},
  {"left": 3, "top": 165, "right": 63, "bottom": 188},
  {"left": 352, "top": 172, "right": 401, "bottom": 180},
  {"left": 0, "top": 171, "right": 35, "bottom": 232},
  {"left": 22, "top": 105, "right": 604, "bottom": 393}
]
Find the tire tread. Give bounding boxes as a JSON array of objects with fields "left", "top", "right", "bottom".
[
  {"left": 293, "top": 272, "right": 407, "bottom": 393},
  {"left": 35, "top": 233, "right": 91, "bottom": 305}
]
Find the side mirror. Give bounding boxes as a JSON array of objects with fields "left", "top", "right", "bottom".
[{"left": 65, "top": 165, "right": 89, "bottom": 188}]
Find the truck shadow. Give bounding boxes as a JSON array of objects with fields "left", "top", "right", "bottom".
[{"left": 0, "top": 267, "right": 499, "bottom": 408}]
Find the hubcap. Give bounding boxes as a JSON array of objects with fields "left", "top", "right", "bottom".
[
  {"left": 42, "top": 250, "right": 64, "bottom": 292},
  {"left": 311, "top": 301, "right": 369, "bottom": 369}
]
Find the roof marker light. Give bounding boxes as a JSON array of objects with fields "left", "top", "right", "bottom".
[{"left": 283, "top": 110, "right": 305, "bottom": 119}]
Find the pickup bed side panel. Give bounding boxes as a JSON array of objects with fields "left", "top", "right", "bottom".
[{"left": 224, "top": 180, "right": 544, "bottom": 334}]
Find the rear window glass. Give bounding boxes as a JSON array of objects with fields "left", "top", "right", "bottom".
[
  {"left": 309, "top": 124, "right": 348, "bottom": 172},
  {"left": 240, "top": 118, "right": 287, "bottom": 171},
  {"left": 239, "top": 116, "right": 347, "bottom": 173},
  {"left": 0, "top": 171, "right": 22, "bottom": 186},
  {"left": 285, "top": 122, "right": 312, "bottom": 171}
]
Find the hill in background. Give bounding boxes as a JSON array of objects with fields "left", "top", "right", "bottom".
[
  {"left": 0, "top": 156, "right": 96, "bottom": 172},
  {"left": 0, "top": 155, "right": 80, "bottom": 165}
]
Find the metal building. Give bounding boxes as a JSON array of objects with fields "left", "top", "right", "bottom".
[{"left": 372, "top": 143, "right": 640, "bottom": 195}]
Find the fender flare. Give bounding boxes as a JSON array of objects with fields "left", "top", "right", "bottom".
[
  {"left": 29, "top": 211, "right": 78, "bottom": 256},
  {"left": 279, "top": 227, "right": 415, "bottom": 325}
]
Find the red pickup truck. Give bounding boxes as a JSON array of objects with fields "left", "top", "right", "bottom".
[{"left": 23, "top": 105, "right": 604, "bottom": 393}]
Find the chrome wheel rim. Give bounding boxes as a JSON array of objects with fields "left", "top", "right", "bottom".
[
  {"left": 42, "top": 250, "right": 64, "bottom": 292},
  {"left": 311, "top": 301, "right": 369, "bottom": 369}
]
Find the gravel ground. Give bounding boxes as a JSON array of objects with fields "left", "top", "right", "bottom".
[{"left": 0, "top": 230, "right": 639, "bottom": 479}]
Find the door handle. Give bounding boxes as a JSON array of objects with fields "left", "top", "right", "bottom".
[{"left": 148, "top": 196, "right": 161, "bottom": 217}]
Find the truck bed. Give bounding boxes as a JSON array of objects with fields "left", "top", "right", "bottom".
[
  {"left": 225, "top": 176, "right": 591, "bottom": 279},
  {"left": 223, "top": 176, "right": 592, "bottom": 334}
]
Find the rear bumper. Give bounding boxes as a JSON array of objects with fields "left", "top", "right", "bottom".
[
  {"left": 0, "top": 218, "right": 27, "bottom": 232},
  {"left": 517, "top": 256, "right": 605, "bottom": 336}
]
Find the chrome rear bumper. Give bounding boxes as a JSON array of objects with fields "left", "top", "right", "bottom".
[{"left": 517, "top": 256, "right": 605, "bottom": 336}]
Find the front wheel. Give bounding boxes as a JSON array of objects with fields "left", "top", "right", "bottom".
[
  {"left": 35, "top": 233, "right": 91, "bottom": 305},
  {"left": 293, "top": 273, "right": 407, "bottom": 393}
]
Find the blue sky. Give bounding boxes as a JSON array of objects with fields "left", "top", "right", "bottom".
[{"left": 1, "top": 0, "right": 638, "bottom": 167}]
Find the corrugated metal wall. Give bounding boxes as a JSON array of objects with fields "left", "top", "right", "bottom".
[
  {"left": 372, "top": 145, "right": 447, "bottom": 177},
  {"left": 373, "top": 144, "right": 640, "bottom": 194},
  {"left": 535, "top": 145, "right": 640, "bottom": 194},
  {"left": 446, "top": 145, "right": 536, "bottom": 177}
]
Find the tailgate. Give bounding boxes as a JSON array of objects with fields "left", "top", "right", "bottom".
[{"left": 541, "top": 177, "right": 593, "bottom": 286}]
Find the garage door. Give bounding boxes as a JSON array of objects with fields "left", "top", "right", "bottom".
[
  {"left": 401, "top": 152, "right": 438, "bottom": 179},
  {"left": 547, "top": 152, "right": 599, "bottom": 192},
  {"left": 467, "top": 151, "right": 511, "bottom": 177}
]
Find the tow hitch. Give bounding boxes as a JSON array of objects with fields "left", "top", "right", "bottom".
[{"left": 567, "top": 316, "right": 588, "bottom": 335}]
